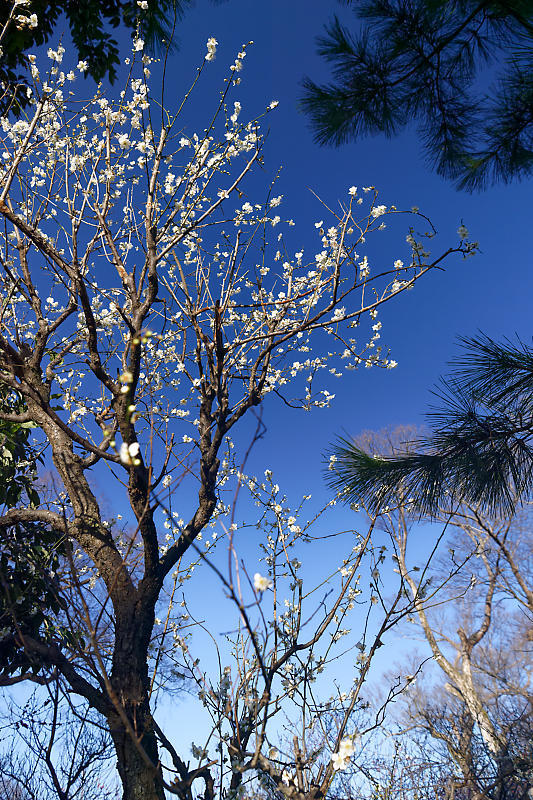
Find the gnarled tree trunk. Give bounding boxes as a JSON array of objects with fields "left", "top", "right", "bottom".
[{"left": 108, "top": 701, "right": 165, "bottom": 800}]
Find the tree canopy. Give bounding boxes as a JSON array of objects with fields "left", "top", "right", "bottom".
[
  {"left": 0, "top": 36, "right": 473, "bottom": 799},
  {"left": 0, "top": 0, "right": 200, "bottom": 114},
  {"left": 302, "top": 0, "right": 533, "bottom": 191}
]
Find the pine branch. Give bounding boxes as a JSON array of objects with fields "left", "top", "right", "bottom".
[
  {"left": 304, "top": 0, "right": 533, "bottom": 189},
  {"left": 327, "top": 336, "right": 533, "bottom": 517},
  {"left": 451, "top": 333, "right": 533, "bottom": 406}
]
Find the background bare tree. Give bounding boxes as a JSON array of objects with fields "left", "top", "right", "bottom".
[
  {"left": 0, "top": 683, "right": 119, "bottom": 800},
  {"left": 328, "top": 427, "right": 533, "bottom": 800}
]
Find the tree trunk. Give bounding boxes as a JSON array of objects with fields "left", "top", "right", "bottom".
[
  {"left": 107, "top": 598, "right": 166, "bottom": 800},
  {"left": 109, "top": 701, "right": 166, "bottom": 800}
]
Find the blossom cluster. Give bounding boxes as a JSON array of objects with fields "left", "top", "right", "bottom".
[
  {"left": 331, "top": 737, "right": 356, "bottom": 771},
  {"left": 9, "top": 0, "right": 38, "bottom": 29}
]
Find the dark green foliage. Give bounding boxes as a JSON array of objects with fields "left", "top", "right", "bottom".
[
  {"left": 302, "top": 0, "right": 533, "bottom": 190},
  {"left": 0, "top": 383, "right": 67, "bottom": 680},
  {"left": 0, "top": 0, "right": 195, "bottom": 114},
  {"left": 326, "top": 334, "right": 533, "bottom": 516},
  {"left": 0, "top": 522, "right": 66, "bottom": 679},
  {"left": 0, "top": 383, "right": 40, "bottom": 507}
]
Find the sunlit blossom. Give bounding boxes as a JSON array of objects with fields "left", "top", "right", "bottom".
[
  {"left": 205, "top": 36, "right": 218, "bottom": 61},
  {"left": 253, "top": 573, "right": 273, "bottom": 592},
  {"left": 119, "top": 442, "right": 141, "bottom": 466}
]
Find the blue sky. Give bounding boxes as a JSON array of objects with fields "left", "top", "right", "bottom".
[
  {"left": 41, "top": 0, "right": 531, "bottom": 496},
  {"left": 131, "top": 0, "right": 532, "bottom": 741},
  {"left": 149, "top": 0, "right": 532, "bottom": 495}
]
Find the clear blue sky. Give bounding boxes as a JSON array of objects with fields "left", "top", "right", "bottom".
[{"left": 141, "top": 0, "right": 533, "bottom": 496}]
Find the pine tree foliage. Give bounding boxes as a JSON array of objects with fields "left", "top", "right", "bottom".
[
  {"left": 327, "top": 334, "right": 533, "bottom": 516},
  {"left": 302, "top": 0, "right": 533, "bottom": 190}
]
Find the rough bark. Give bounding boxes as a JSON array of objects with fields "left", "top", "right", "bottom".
[{"left": 108, "top": 701, "right": 165, "bottom": 800}]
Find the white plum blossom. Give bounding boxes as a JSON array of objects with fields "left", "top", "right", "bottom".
[
  {"left": 331, "top": 738, "right": 356, "bottom": 771},
  {"left": 47, "top": 46, "right": 65, "bottom": 63},
  {"left": 11, "top": 119, "right": 29, "bottom": 135},
  {"left": 370, "top": 204, "right": 387, "bottom": 218},
  {"left": 254, "top": 573, "right": 273, "bottom": 592},
  {"left": 330, "top": 752, "right": 346, "bottom": 770},
  {"left": 205, "top": 37, "right": 218, "bottom": 61},
  {"left": 14, "top": 11, "right": 36, "bottom": 28},
  {"left": 331, "top": 306, "right": 346, "bottom": 322},
  {"left": 230, "top": 101, "right": 241, "bottom": 124},
  {"left": 281, "top": 770, "right": 292, "bottom": 787},
  {"left": 119, "top": 442, "right": 141, "bottom": 466}
]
